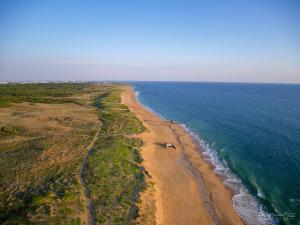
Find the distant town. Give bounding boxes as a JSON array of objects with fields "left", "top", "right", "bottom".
[{"left": 0, "top": 80, "right": 118, "bottom": 84}]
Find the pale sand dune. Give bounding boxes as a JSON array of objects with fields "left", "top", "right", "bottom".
[{"left": 121, "top": 85, "right": 245, "bottom": 225}]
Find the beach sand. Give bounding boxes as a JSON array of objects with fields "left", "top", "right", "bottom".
[{"left": 121, "top": 85, "right": 245, "bottom": 225}]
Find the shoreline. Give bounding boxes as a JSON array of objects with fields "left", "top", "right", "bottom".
[{"left": 121, "top": 85, "right": 245, "bottom": 225}]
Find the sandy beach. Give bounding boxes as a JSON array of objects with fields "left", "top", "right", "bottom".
[{"left": 121, "top": 85, "right": 245, "bottom": 225}]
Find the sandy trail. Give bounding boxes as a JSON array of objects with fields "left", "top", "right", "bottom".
[
  {"left": 79, "top": 122, "right": 101, "bottom": 225},
  {"left": 121, "top": 86, "right": 244, "bottom": 225}
]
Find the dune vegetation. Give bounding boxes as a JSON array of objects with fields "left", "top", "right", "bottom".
[
  {"left": 83, "top": 86, "right": 146, "bottom": 225},
  {"left": 0, "top": 83, "right": 146, "bottom": 225}
]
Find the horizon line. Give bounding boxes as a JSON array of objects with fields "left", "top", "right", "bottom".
[{"left": 1, "top": 79, "right": 300, "bottom": 85}]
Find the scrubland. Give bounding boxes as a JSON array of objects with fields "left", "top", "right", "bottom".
[{"left": 0, "top": 83, "right": 146, "bottom": 225}]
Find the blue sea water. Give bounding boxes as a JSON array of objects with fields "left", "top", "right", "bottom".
[{"left": 129, "top": 82, "right": 300, "bottom": 225}]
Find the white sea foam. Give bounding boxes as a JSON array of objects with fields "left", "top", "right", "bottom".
[{"left": 180, "top": 124, "right": 277, "bottom": 225}]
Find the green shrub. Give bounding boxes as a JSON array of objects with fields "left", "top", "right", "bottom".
[{"left": 0, "top": 126, "right": 17, "bottom": 136}]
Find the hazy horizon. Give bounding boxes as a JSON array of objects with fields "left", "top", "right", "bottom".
[{"left": 1, "top": 0, "right": 300, "bottom": 83}]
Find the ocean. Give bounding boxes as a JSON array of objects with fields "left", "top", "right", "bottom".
[{"left": 129, "top": 82, "right": 300, "bottom": 225}]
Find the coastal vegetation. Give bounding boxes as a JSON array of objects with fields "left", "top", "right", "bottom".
[
  {"left": 0, "top": 83, "right": 91, "bottom": 107},
  {"left": 0, "top": 83, "right": 146, "bottom": 225},
  {"left": 83, "top": 85, "right": 146, "bottom": 224}
]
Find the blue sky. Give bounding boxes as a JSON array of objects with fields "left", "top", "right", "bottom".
[{"left": 0, "top": 0, "right": 300, "bottom": 83}]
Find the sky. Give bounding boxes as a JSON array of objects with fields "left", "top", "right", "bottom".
[{"left": 0, "top": 0, "right": 300, "bottom": 83}]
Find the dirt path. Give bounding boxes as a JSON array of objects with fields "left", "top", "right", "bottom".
[{"left": 79, "top": 122, "right": 101, "bottom": 225}]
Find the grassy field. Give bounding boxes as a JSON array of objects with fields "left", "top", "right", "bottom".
[
  {"left": 0, "top": 83, "right": 101, "bottom": 225},
  {"left": 0, "top": 83, "right": 147, "bottom": 225},
  {"left": 0, "top": 83, "right": 92, "bottom": 107}
]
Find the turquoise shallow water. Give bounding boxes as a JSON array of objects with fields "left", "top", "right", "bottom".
[{"left": 129, "top": 82, "right": 300, "bottom": 225}]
